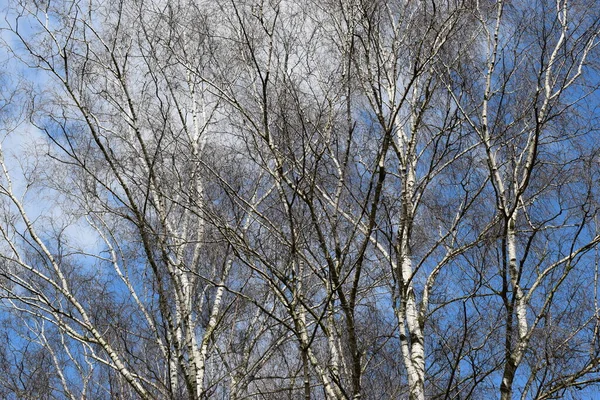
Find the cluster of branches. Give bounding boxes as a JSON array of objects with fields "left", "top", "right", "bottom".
[{"left": 0, "top": 0, "right": 599, "bottom": 399}]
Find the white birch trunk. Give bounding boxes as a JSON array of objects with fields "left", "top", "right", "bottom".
[
  {"left": 397, "top": 254, "right": 425, "bottom": 400},
  {"left": 500, "top": 213, "right": 528, "bottom": 400}
]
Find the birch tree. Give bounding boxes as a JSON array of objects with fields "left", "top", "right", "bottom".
[
  {"left": 443, "top": 0, "right": 600, "bottom": 398},
  {"left": 0, "top": 0, "right": 240, "bottom": 398},
  {"left": 0, "top": 0, "right": 599, "bottom": 399}
]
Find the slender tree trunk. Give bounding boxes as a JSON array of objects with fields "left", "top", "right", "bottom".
[{"left": 501, "top": 214, "right": 528, "bottom": 400}]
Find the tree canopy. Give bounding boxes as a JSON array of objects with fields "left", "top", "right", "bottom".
[{"left": 0, "top": 0, "right": 599, "bottom": 399}]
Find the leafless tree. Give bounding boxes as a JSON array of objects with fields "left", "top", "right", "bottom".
[{"left": 0, "top": 0, "right": 599, "bottom": 399}]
